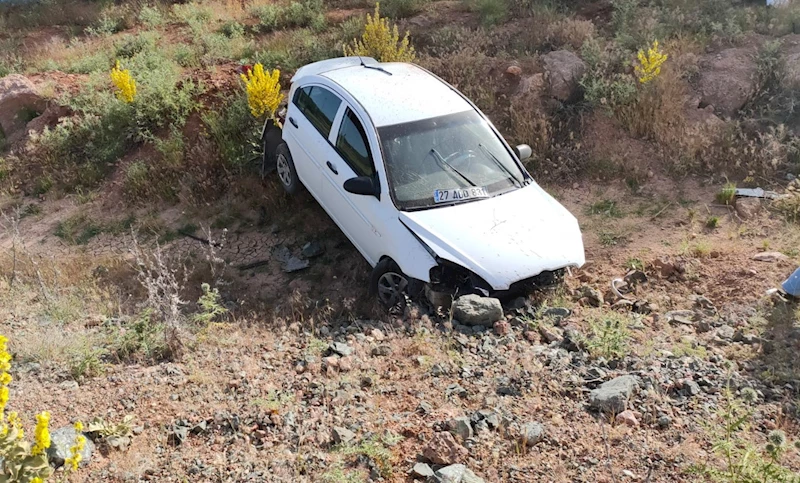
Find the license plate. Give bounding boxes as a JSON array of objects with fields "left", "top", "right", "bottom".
[{"left": 433, "top": 187, "right": 489, "bottom": 203}]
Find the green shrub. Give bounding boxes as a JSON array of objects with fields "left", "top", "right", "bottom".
[
  {"left": 114, "top": 31, "right": 160, "bottom": 59},
  {"left": 124, "top": 160, "right": 149, "bottom": 198},
  {"left": 467, "top": 0, "right": 509, "bottom": 26},
  {"left": 110, "top": 310, "right": 169, "bottom": 363},
  {"left": 381, "top": 0, "right": 428, "bottom": 18},
  {"left": 172, "top": 43, "right": 201, "bottom": 68},
  {"left": 251, "top": 0, "right": 326, "bottom": 32},
  {"left": 203, "top": 95, "right": 261, "bottom": 170},
  {"left": 138, "top": 5, "right": 165, "bottom": 28},
  {"left": 220, "top": 20, "right": 246, "bottom": 38},
  {"left": 67, "top": 51, "right": 114, "bottom": 74},
  {"left": 580, "top": 37, "right": 638, "bottom": 109},
  {"left": 251, "top": 4, "right": 281, "bottom": 32}
]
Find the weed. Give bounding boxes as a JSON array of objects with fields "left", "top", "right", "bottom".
[
  {"left": 588, "top": 199, "right": 623, "bottom": 218},
  {"left": 110, "top": 310, "right": 169, "bottom": 363},
  {"left": 706, "top": 216, "right": 720, "bottom": 229},
  {"left": 115, "top": 31, "right": 159, "bottom": 59},
  {"left": 321, "top": 464, "right": 363, "bottom": 483},
  {"left": 305, "top": 336, "right": 328, "bottom": 357},
  {"left": 599, "top": 231, "right": 628, "bottom": 247},
  {"left": 338, "top": 433, "right": 403, "bottom": 478},
  {"left": 672, "top": 338, "right": 708, "bottom": 359},
  {"left": 467, "top": 0, "right": 509, "bottom": 26},
  {"left": 625, "top": 257, "right": 645, "bottom": 271},
  {"left": 690, "top": 240, "right": 712, "bottom": 258},
  {"left": 203, "top": 94, "right": 261, "bottom": 170},
  {"left": 717, "top": 182, "right": 737, "bottom": 205},
  {"left": 586, "top": 312, "right": 631, "bottom": 359},
  {"left": 70, "top": 346, "right": 106, "bottom": 380},
  {"left": 193, "top": 283, "right": 228, "bottom": 324},
  {"left": 251, "top": 390, "right": 295, "bottom": 413},
  {"left": 775, "top": 187, "right": 800, "bottom": 223},
  {"left": 220, "top": 20, "right": 245, "bottom": 38},
  {"left": 55, "top": 215, "right": 102, "bottom": 245}
]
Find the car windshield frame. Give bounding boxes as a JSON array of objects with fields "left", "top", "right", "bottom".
[{"left": 377, "top": 110, "right": 529, "bottom": 211}]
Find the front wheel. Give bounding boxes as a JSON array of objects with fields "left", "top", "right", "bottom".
[
  {"left": 370, "top": 259, "right": 410, "bottom": 309},
  {"left": 276, "top": 143, "right": 300, "bottom": 195}
]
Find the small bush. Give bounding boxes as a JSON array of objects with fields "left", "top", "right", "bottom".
[
  {"left": 203, "top": 95, "right": 261, "bottom": 170},
  {"left": 344, "top": 4, "right": 415, "bottom": 62},
  {"left": 588, "top": 199, "right": 623, "bottom": 218},
  {"left": 172, "top": 43, "right": 201, "bottom": 67},
  {"left": 467, "top": 0, "right": 509, "bottom": 26},
  {"left": 220, "top": 20, "right": 245, "bottom": 38},
  {"left": 717, "top": 182, "right": 736, "bottom": 204},
  {"left": 138, "top": 5, "right": 165, "bottom": 29},
  {"left": 114, "top": 31, "right": 160, "bottom": 59},
  {"left": 381, "top": 0, "right": 428, "bottom": 18},
  {"left": 110, "top": 310, "right": 169, "bottom": 363},
  {"left": 250, "top": 0, "right": 326, "bottom": 33},
  {"left": 124, "top": 160, "right": 149, "bottom": 199},
  {"left": 706, "top": 216, "right": 720, "bottom": 229}
]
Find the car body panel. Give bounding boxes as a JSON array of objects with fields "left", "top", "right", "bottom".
[
  {"left": 398, "top": 183, "right": 585, "bottom": 290},
  {"left": 279, "top": 57, "right": 584, "bottom": 293}
]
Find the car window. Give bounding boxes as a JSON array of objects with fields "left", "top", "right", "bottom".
[
  {"left": 336, "top": 108, "right": 374, "bottom": 177},
  {"left": 293, "top": 86, "right": 341, "bottom": 138}
]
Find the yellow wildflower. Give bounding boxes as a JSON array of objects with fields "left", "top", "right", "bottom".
[
  {"left": 110, "top": 60, "right": 137, "bottom": 103},
  {"left": 8, "top": 411, "right": 23, "bottom": 439},
  {"left": 344, "top": 3, "right": 415, "bottom": 63},
  {"left": 634, "top": 40, "right": 668, "bottom": 84},
  {"left": 65, "top": 434, "right": 86, "bottom": 471},
  {"left": 31, "top": 411, "right": 51, "bottom": 455},
  {"left": 31, "top": 478, "right": 43, "bottom": 483},
  {"left": 0, "top": 386, "right": 8, "bottom": 419},
  {"left": 241, "top": 63, "right": 283, "bottom": 119},
  {"left": 0, "top": 372, "right": 11, "bottom": 386},
  {"left": 74, "top": 420, "right": 84, "bottom": 432}
]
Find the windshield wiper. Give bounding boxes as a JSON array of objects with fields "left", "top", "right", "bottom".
[
  {"left": 478, "top": 143, "right": 522, "bottom": 188},
  {"left": 428, "top": 148, "right": 476, "bottom": 187}
]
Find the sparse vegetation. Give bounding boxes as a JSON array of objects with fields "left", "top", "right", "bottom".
[{"left": 585, "top": 312, "right": 631, "bottom": 360}]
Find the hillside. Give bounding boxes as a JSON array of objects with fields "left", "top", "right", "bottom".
[{"left": 1, "top": 0, "right": 800, "bottom": 481}]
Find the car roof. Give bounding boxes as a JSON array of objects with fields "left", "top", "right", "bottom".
[{"left": 306, "top": 59, "right": 474, "bottom": 127}]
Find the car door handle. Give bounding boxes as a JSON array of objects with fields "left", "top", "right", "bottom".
[
  {"left": 326, "top": 161, "right": 338, "bottom": 175},
  {"left": 288, "top": 117, "right": 298, "bottom": 128}
]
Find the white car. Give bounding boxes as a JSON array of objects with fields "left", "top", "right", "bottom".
[{"left": 263, "top": 57, "right": 585, "bottom": 307}]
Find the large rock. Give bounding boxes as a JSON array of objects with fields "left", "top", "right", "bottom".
[
  {"left": 697, "top": 48, "right": 758, "bottom": 117},
  {"left": 452, "top": 295, "right": 503, "bottom": 326},
  {"left": 0, "top": 74, "right": 46, "bottom": 144},
  {"left": 46, "top": 426, "right": 95, "bottom": 468},
  {"left": 589, "top": 375, "right": 639, "bottom": 414},
  {"left": 422, "top": 431, "right": 468, "bottom": 465},
  {"left": 427, "top": 464, "right": 485, "bottom": 483},
  {"left": 542, "top": 50, "right": 587, "bottom": 102}
]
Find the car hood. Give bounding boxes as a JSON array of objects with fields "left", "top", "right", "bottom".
[{"left": 399, "top": 183, "right": 585, "bottom": 290}]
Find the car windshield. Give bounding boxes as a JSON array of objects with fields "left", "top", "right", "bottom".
[{"left": 378, "top": 110, "right": 526, "bottom": 210}]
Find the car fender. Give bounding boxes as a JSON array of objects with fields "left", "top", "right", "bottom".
[{"left": 385, "top": 218, "right": 438, "bottom": 283}]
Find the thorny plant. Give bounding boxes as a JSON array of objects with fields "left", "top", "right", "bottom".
[
  {"left": 693, "top": 387, "right": 800, "bottom": 482},
  {"left": 129, "top": 233, "right": 187, "bottom": 360}
]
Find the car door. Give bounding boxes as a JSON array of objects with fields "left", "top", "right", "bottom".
[
  {"left": 318, "top": 106, "right": 386, "bottom": 266},
  {"left": 282, "top": 84, "right": 342, "bottom": 199}
]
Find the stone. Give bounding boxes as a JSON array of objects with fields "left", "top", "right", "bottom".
[
  {"left": 717, "top": 325, "right": 736, "bottom": 341},
  {"left": 752, "top": 251, "right": 789, "bottom": 262},
  {"left": 505, "top": 64, "right": 522, "bottom": 78},
  {"left": 371, "top": 345, "right": 392, "bottom": 356},
  {"left": 542, "top": 50, "right": 587, "bottom": 101},
  {"left": 452, "top": 295, "right": 503, "bottom": 326},
  {"left": 623, "top": 270, "right": 648, "bottom": 286},
  {"left": 538, "top": 326, "right": 563, "bottom": 343},
  {"left": 448, "top": 417, "right": 473, "bottom": 442},
  {"left": 589, "top": 375, "right": 639, "bottom": 414},
  {"left": 329, "top": 342, "right": 354, "bottom": 357},
  {"left": 616, "top": 410, "right": 639, "bottom": 427},
  {"left": 47, "top": 426, "right": 95, "bottom": 468},
  {"left": 413, "top": 462, "right": 435, "bottom": 478},
  {"left": 0, "top": 74, "right": 46, "bottom": 144},
  {"left": 697, "top": 48, "right": 758, "bottom": 117},
  {"left": 519, "top": 422, "right": 545, "bottom": 446},
  {"left": 543, "top": 307, "right": 571, "bottom": 322},
  {"left": 493, "top": 320, "right": 510, "bottom": 336},
  {"left": 576, "top": 286, "right": 604, "bottom": 307},
  {"left": 460, "top": 467, "right": 485, "bottom": 483},
  {"left": 735, "top": 197, "right": 762, "bottom": 219},
  {"left": 430, "top": 464, "right": 466, "bottom": 483},
  {"left": 300, "top": 241, "right": 325, "bottom": 258},
  {"left": 657, "top": 415, "right": 672, "bottom": 428},
  {"left": 681, "top": 380, "right": 702, "bottom": 397},
  {"left": 423, "top": 432, "right": 468, "bottom": 465},
  {"left": 332, "top": 426, "right": 356, "bottom": 445}
]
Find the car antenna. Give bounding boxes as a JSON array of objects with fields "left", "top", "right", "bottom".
[{"left": 358, "top": 55, "right": 392, "bottom": 75}]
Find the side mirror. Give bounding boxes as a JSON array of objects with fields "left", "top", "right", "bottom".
[
  {"left": 514, "top": 144, "right": 532, "bottom": 161},
  {"left": 343, "top": 176, "right": 379, "bottom": 197}
]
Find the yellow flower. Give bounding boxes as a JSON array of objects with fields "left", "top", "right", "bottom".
[
  {"left": 0, "top": 386, "right": 8, "bottom": 418},
  {"left": 65, "top": 434, "right": 86, "bottom": 471},
  {"left": 344, "top": 3, "right": 415, "bottom": 63},
  {"left": 74, "top": 420, "right": 84, "bottom": 432},
  {"left": 241, "top": 63, "right": 283, "bottom": 120},
  {"left": 31, "top": 478, "right": 43, "bottom": 483},
  {"left": 634, "top": 40, "right": 668, "bottom": 84},
  {"left": 0, "top": 372, "right": 11, "bottom": 386},
  {"left": 110, "top": 60, "right": 137, "bottom": 103},
  {"left": 32, "top": 411, "right": 51, "bottom": 455}
]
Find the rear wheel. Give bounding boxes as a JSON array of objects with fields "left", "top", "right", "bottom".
[{"left": 276, "top": 143, "right": 300, "bottom": 195}]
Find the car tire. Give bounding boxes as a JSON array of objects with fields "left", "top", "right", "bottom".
[
  {"left": 275, "top": 143, "right": 300, "bottom": 195},
  {"left": 370, "top": 258, "right": 411, "bottom": 310}
]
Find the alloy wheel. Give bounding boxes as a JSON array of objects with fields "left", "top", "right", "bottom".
[
  {"left": 377, "top": 271, "right": 408, "bottom": 307},
  {"left": 277, "top": 153, "right": 292, "bottom": 187}
]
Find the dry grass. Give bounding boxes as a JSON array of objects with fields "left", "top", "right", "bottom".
[{"left": 546, "top": 18, "right": 596, "bottom": 51}]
